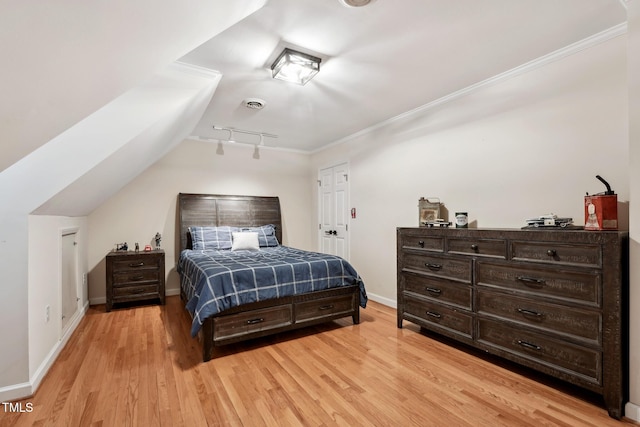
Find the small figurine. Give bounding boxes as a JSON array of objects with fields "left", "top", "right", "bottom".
[
  {"left": 524, "top": 214, "right": 573, "bottom": 228},
  {"left": 155, "top": 232, "right": 162, "bottom": 250}
]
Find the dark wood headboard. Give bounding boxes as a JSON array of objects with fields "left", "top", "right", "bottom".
[{"left": 178, "top": 193, "right": 282, "bottom": 250}]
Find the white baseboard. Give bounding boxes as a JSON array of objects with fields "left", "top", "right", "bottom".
[
  {"left": 166, "top": 287, "right": 180, "bottom": 296},
  {"left": 366, "top": 292, "right": 396, "bottom": 308},
  {"left": 625, "top": 402, "right": 640, "bottom": 422},
  {"left": 0, "top": 381, "right": 32, "bottom": 403},
  {"left": 0, "top": 302, "right": 88, "bottom": 402},
  {"left": 89, "top": 296, "right": 106, "bottom": 305}
]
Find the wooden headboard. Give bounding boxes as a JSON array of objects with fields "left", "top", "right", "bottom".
[{"left": 177, "top": 193, "right": 282, "bottom": 250}]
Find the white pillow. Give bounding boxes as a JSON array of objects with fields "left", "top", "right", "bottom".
[{"left": 231, "top": 232, "right": 260, "bottom": 251}]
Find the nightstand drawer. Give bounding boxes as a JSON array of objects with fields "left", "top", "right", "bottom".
[
  {"left": 112, "top": 255, "right": 162, "bottom": 271},
  {"left": 112, "top": 284, "right": 159, "bottom": 299},
  {"left": 113, "top": 269, "right": 159, "bottom": 286}
]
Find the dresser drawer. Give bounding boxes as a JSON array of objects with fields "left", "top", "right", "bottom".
[
  {"left": 213, "top": 305, "right": 292, "bottom": 342},
  {"left": 111, "top": 255, "right": 162, "bottom": 271},
  {"left": 476, "top": 261, "right": 601, "bottom": 306},
  {"left": 113, "top": 269, "right": 159, "bottom": 286},
  {"left": 477, "top": 318, "right": 601, "bottom": 384},
  {"left": 476, "top": 289, "right": 601, "bottom": 344},
  {"left": 447, "top": 237, "right": 507, "bottom": 259},
  {"left": 401, "top": 253, "right": 471, "bottom": 283},
  {"left": 511, "top": 241, "right": 601, "bottom": 268},
  {"left": 295, "top": 294, "right": 355, "bottom": 324},
  {"left": 399, "top": 233, "right": 444, "bottom": 252},
  {"left": 404, "top": 296, "right": 472, "bottom": 338},
  {"left": 402, "top": 273, "right": 472, "bottom": 310}
]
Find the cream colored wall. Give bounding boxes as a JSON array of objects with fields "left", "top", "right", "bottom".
[
  {"left": 28, "top": 215, "right": 88, "bottom": 383},
  {"left": 311, "top": 36, "right": 628, "bottom": 307},
  {"left": 87, "top": 140, "right": 312, "bottom": 303},
  {"left": 627, "top": 0, "right": 640, "bottom": 420}
]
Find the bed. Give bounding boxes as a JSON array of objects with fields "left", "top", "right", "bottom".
[{"left": 177, "top": 193, "right": 367, "bottom": 361}]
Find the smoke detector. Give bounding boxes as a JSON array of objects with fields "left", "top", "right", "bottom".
[
  {"left": 243, "top": 98, "right": 266, "bottom": 110},
  {"left": 339, "top": 0, "right": 374, "bottom": 7}
]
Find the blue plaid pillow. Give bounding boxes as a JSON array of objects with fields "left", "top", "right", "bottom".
[
  {"left": 189, "top": 226, "right": 237, "bottom": 250},
  {"left": 238, "top": 224, "right": 279, "bottom": 247}
]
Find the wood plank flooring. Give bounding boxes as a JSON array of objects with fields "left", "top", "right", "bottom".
[{"left": 1, "top": 296, "right": 637, "bottom": 426}]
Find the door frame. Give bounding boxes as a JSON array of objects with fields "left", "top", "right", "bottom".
[
  {"left": 317, "top": 161, "right": 350, "bottom": 260},
  {"left": 60, "top": 226, "right": 80, "bottom": 336}
]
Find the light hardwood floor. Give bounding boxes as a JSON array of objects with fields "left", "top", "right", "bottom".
[{"left": 2, "top": 296, "right": 637, "bottom": 427}]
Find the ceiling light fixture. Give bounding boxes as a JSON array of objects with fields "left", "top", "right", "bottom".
[
  {"left": 271, "top": 48, "right": 321, "bottom": 85},
  {"left": 339, "top": 0, "right": 374, "bottom": 6}
]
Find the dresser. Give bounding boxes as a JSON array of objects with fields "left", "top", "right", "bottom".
[
  {"left": 106, "top": 250, "right": 165, "bottom": 312},
  {"left": 397, "top": 228, "right": 627, "bottom": 419}
]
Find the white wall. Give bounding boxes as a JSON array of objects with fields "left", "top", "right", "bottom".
[
  {"left": 311, "top": 36, "right": 628, "bottom": 305},
  {"left": 627, "top": 0, "right": 640, "bottom": 420},
  {"left": 86, "top": 140, "right": 312, "bottom": 303},
  {"left": 28, "top": 215, "right": 88, "bottom": 394}
]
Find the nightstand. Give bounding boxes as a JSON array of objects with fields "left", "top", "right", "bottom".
[{"left": 105, "top": 250, "right": 165, "bottom": 312}]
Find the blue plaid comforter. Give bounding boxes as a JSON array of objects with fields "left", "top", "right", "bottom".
[{"left": 178, "top": 246, "right": 367, "bottom": 336}]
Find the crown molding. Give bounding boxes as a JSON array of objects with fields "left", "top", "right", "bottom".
[{"left": 314, "top": 23, "right": 628, "bottom": 155}]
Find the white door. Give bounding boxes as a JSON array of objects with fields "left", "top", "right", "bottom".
[
  {"left": 61, "top": 232, "right": 78, "bottom": 333},
  {"left": 318, "top": 163, "right": 349, "bottom": 259}
]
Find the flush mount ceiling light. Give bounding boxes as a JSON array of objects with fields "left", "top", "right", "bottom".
[
  {"left": 339, "top": 0, "right": 374, "bottom": 7},
  {"left": 243, "top": 98, "right": 266, "bottom": 110},
  {"left": 271, "top": 48, "right": 321, "bottom": 85}
]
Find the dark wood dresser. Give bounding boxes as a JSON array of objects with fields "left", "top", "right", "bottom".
[
  {"left": 397, "top": 227, "right": 628, "bottom": 419},
  {"left": 106, "top": 250, "right": 165, "bottom": 312}
]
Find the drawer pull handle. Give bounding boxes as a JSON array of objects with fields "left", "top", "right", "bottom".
[
  {"left": 471, "top": 244, "right": 479, "bottom": 251},
  {"left": 418, "top": 241, "right": 425, "bottom": 248},
  {"left": 319, "top": 304, "right": 334, "bottom": 311},
  {"left": 517, "top": 308, "right": 543, "bottom": 318},
  {"left": 129, "top": 262, "right": 145, "bottom": 267},
  {"left": 517, "top": 340, "right": 541, "bottom": 351},
  {"left": 246, "top": 318, "right": 265, "bottom": 325},
  {"left": 426, "top": 311, "right": 442, "bottom": 319},
  {"left": 546, "top": 249, "right": 557, "bottom": 257},
  {"left": 425, "top": 263, "right": 442, "bottom": 271},
  {"left": 426, "top": 287, "right": 442, "bottom": 294},
  {"left": 131, "top": 275, "right": 144, "bottom": 280},
  {"left": 516, "top": 276, "right": 546, "bottom": 286}
]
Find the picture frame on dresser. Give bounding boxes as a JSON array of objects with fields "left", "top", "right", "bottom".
[{"left": 397, "top": 227, "right": 628, "bottom": 419}]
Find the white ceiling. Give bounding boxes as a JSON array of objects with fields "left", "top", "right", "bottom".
[{"left": 181, "top": 0, "right": 627, "bottom": 152}]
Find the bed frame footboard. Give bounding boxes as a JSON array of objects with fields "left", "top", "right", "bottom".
[{"left": 198, "top": 285, "right": 360, "bottom": 362}]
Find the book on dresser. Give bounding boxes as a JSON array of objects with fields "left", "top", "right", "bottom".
[
  {"left": 106, "top": 249, "right": 165, "bottom": 312},
  {"left": 396, "top": 227, "right": 628, "bottom": 419}
]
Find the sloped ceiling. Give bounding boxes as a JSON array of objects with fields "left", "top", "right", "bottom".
[
  {"left": 0, "top": 0, "right": 267, "bottom": 217},
  {"left": 182, "top": 0, "right": 627, "bottom": 152}
]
